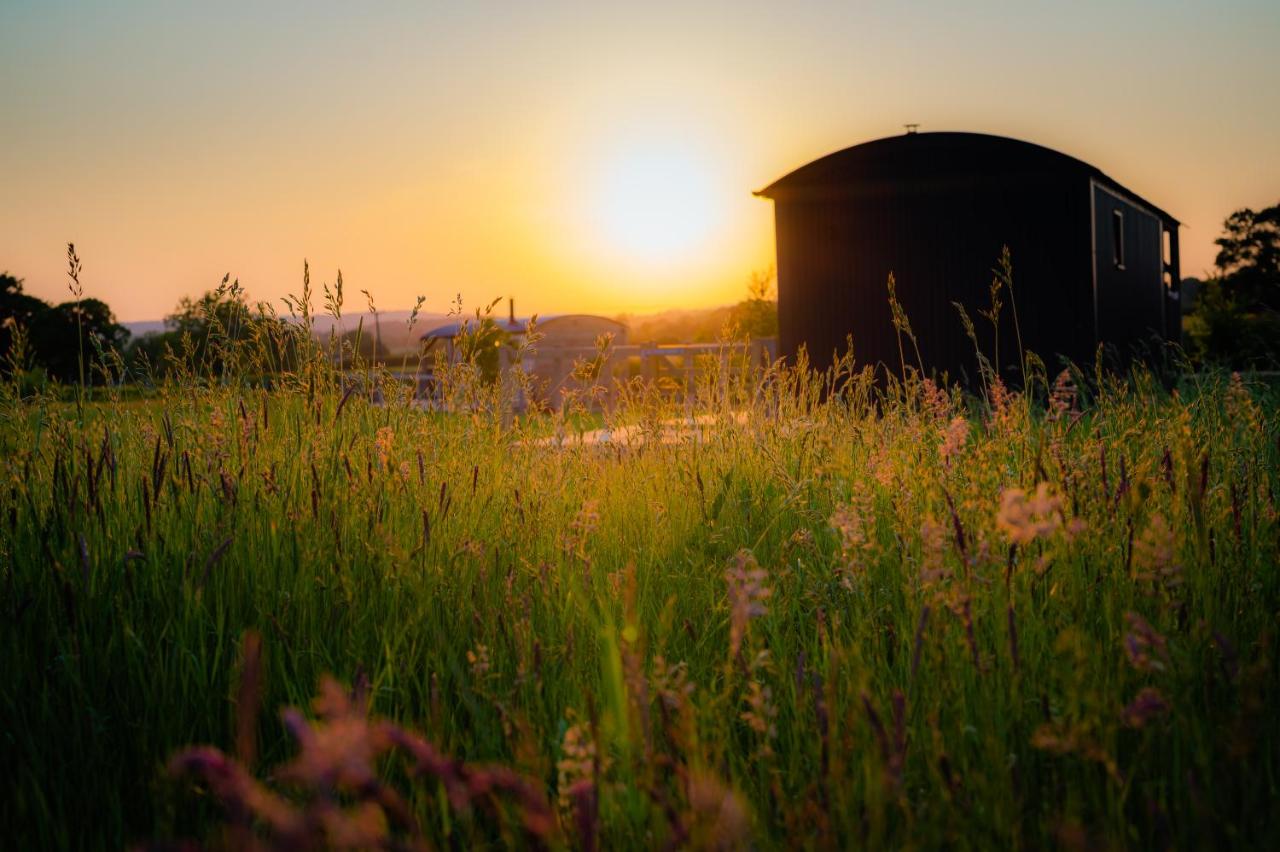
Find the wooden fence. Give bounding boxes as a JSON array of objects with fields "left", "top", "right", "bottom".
[{"left": 413, "top": 338, "right": 778, "bottom": 411}]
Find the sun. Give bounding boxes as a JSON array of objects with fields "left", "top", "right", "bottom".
[{"left": 592, "top": 143, "right": 724, "bottom": 263}]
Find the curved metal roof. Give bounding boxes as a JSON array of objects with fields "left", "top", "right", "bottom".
[{"left": 755, "top": 132, "right": 1176, "bottom": 224}]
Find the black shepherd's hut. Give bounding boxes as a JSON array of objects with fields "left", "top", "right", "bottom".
[{"left": 755, "top": 131, "right": 1181, "bottom": 380}]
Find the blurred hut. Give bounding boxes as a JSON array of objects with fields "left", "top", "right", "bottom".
[{"left": 418, "top": 304, "right": 627, "bottom": 409}]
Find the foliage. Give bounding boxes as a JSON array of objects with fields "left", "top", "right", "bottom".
[
  {"left": 727, "top": 268, "right": 779, "bottom": 340},
  {"left": 1, "top": 278, "right": 1277, "bottom": 849},
  {"left": 0, "top": 270, "right": 129, "bottom": 384},
  {"left": 1186, "top": 202, "right": 1280, "bottom": 368},
  {"left": 27, "top": 298, "right": 130, "bottom": 383},
  {"left": 619, "top": 305, "right": 735, "bottom": 344},
  {"left": 1214, "top": 202, "right": 1280, "bottom": 312},
  {"left": 333, "top": 327, "right": 391, "bottom": 363},
  {"left": 0, "top": 272, "right": 48, "bottom": 362},
  {"left": 620, "top": 271, "right": 778, "bottom": 345},
  {"left": 451, "top": 307, "right": 508, "bottom": 384},
  {"left": 1183, "top": 276, "right": 1280, "bottom": 369},
  {"left": 127, "top": 278, "right": 300, "bottom": 381}
]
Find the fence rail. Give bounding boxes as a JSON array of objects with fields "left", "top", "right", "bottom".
[{"left": 411, "top": 338, "right": 778, "bottom": 411}]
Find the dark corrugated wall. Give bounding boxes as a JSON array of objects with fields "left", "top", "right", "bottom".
[
  {"left": 1091, "top": 184, "right": 1172, "bottom": 362},
  {"left": 774, "top": 173, "right": 1096, "bottom": 382}
]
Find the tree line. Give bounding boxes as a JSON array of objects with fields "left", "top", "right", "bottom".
[
  {"left": 0, "top": 267, "right": 128, "bottom": 387},
  {"left": 1, "top": 250, "right": 301, "bottom": 391}
]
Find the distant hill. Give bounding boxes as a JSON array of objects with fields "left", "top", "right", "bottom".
[
  {"left": 121, "top": 320, "right": 167, "bottom": 338},
  {"left": 124, "top": 310, "right": 453, "bottom": 356},
  {"left": 616, "top": 305, "right": 739, "bottom": 344},
  {"left": 309, "top": 311, "right": 452, "bottom": 355},
  {"left": 122, "top": 304, "right": 753, "bottom": 354}
]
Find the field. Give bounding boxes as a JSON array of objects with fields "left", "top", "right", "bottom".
[{"left": 2, "top": 332, "right": 1278, "bottom": 849}]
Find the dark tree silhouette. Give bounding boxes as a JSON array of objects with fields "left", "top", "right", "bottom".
[
  {"left": 1214, "top": 203, "right": 1280, "bottom": 311},
  {"left": 728, "top": 269, "right": 779, "bottom": 340},
  {"left": 1, "top": 273, "right": 49, "bottom": 365},
  {"left": 125, "top": 284, "right": 254, "bottom": 374},
  {"left": 27, "top": 298, "right": 129, "bottom": 383},
  {"left": 2, "top": 273, "right": 129, "bottom": 381},
  {"left": 1186, "top": 202, "right": 1280, "bottom": 367},
  {"left": 127, "top": 284, "right": 300, "bottom": 378},
  {"left": 335, "top": 327, "right": 391, "bottom": 363}
]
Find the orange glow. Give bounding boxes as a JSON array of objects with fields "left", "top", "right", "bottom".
[{"left": 0, "top": 4, "right": 1274, "bottom": 321}]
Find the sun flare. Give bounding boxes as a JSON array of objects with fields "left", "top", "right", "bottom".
[{"left": 592, "top": 143, "right": 724, "bottom": 264}]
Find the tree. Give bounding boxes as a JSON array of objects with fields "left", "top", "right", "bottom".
[
  {"left": 1185, "top": 202, "right": 1280, "bottom": 368},
  {"left": 165, "top": 285, "right": 255, "bottom": 339},
  {"left": 1, "top": 273, "right": 49, "bottom": 367},
  {"left": 125, "top": 282, "right": 254, "bottom": 375},
  {"left": 127, "top": 283, "right": 300, "bottom": 379},
  {"left": 728, "top": 269, "right": 779, "bottom": 340},
  {"left": 27, "top": 298, "right": 130, "bottom": 383},
  {"left": 334, "top": 327, "right": 391, "bottom": 363},
  {"left": 2, "top": 272, "right": 129, "bottom": 383},
  {"left": 1, "top": 272, "right": 45, "bottom": 323},
  {"left": 451, "top": 313, "right": 509, "bottom": 385},
  {"left": 1214, "top": 203, "right": 1280, "bottom": 311}
]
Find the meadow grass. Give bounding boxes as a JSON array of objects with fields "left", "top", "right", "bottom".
[{"left": 1, "top": 314, "right": 1278, "bottom": 849}]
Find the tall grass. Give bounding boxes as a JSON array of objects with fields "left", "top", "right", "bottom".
[{"left": 0, "top": 275, "right": 1277, "bottom": 849}]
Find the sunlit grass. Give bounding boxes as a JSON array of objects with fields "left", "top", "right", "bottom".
[{"left": 1, "top": 284, "right": 1277, "bottom": 849}]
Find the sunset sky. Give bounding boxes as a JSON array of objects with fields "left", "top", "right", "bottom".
[{"left": 3, "top": 1, "right": 1277, "bottom": 323}]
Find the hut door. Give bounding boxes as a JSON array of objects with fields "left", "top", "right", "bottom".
[{"left": 1092, "top": 183, "right": 1165, "bottom": 358}]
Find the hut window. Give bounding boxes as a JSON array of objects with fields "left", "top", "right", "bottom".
[{"left": 1111, "top": 210, "right": 1125, "bottom": 269}]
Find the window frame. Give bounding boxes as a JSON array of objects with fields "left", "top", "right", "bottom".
[{"left": 1111, "top": 209, "right": 1126, "bottom": 270}]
